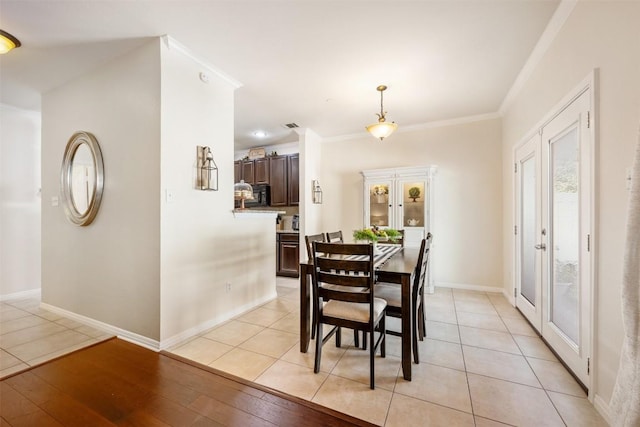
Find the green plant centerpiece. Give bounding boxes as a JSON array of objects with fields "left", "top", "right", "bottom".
[
  {"left": 353, "top": 226, "right": 401, "bottom": 243},
  {"left": 408, "top": 186, "right": 421, "bottom": 202}
]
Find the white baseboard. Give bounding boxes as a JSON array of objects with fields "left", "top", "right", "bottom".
[
  {"left": 435, "top": 281, "right": 504, "bottom": 293},
  {"left": 593, "top": 394, "right": 612, "bottom": 426},
  {"left": 40, "top": 290, "right": 279, "bottom": 353},
  {"left": 0, "top": 288, "right": 41, "bottom": 302},
  {"left": 159, "top": 290, "right": 278, "bottom": 350},
  {"left": 40, "top": 302, "right": 161, "bottom": 351}
]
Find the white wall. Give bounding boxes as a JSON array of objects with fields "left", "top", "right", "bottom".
[
  {"left": 40, "top": 37, "right": 278, "bottom": 347},
  {"left": 321, "top": 118, "right": 504, "bottom": 289},
  {"left": 299, "top": 128, "right": 323, "bottom": 236},
  {"left": 501, "top": 0, "right": 640, "bottom": 409},
  {"left": 159, "top": 38, "right": 277, "bottom": 344},
  {"left": 41, "top": 40, "right": 162, "bottom": 340},
  {"left": 0, "top": 105, "right": 41, "bottom": 298}
]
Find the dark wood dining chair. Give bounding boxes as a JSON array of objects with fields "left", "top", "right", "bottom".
[
  {"left": 305, "top": 233, "right": 326, "bottom": 340},
  {"left": 311, "top": 241, "right": 386, "bottom": 389},
  {"left": 374, "top": 234, "right": 431, "bottom": 364},
  {"left": 325, "top": 230, "right": 343, "bottom": 243},
  {"left": 305, "top": 233, "right": 361, "bottom": 346}
]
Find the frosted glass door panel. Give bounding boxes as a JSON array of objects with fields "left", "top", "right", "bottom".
[
  {"left": 550, "top": 127, "right": 579, "bottom": 345},
  {"left": 520, "top": 155, "right": 536, "bottom": 306},
  {"left": 402, "top": 181, "right": 425, "bottom": 227},
  {"left": 369, "top": 183, "right": 390, "bottom": 227}
]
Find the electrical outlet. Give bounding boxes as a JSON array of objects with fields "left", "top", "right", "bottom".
[{"left": 225, "top": 283, "right": 231, "bottom": 292}]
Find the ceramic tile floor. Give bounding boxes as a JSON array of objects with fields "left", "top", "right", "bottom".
[
  {"left": 170, "top": 277, "right": 608, "bottom": 427},
  {"left": 0, "top": 295, "right": 114, "bottom": 379}
]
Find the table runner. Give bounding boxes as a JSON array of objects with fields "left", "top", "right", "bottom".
[{"left": 344, "top": 244, "right": 402, "bottom": 268}]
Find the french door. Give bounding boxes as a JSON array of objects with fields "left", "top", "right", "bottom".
[{"left": 515, "top": 88, "right": 593, "bottom": 387}]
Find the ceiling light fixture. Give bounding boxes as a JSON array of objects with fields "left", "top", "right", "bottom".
[
  {"left": 366, "top": 85, "right": 398, "bottom": 141},
  {"left": 253, "top": 130, "right": 267, "bottom": 138},
  {"left": 0, "top": 30, "right": 21, "bottom": 54}
]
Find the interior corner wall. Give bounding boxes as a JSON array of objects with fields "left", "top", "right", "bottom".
[
  {"left": 0, "top": 105, "right": 41, "bottom": 297},
  {"left": 41, "top": 40, "right": 162, "bottom": 340},
  {"left": 500, "top": 1, "right": 640, "bottom": 405},
  {"left": 321, "top": 118, "right": 503, "bottom": 290},
  {"left": 159, "top": 40, "right": 277, "bottom": 344}
]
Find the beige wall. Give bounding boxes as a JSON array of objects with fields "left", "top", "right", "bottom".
[
  {"left": 501, "top": 0, "right": 640, "bottom": 408},
  {"left": 41, "top": 40, "right": 162, "bottom": 339},
  {"left": 0, "top": 105, "right": 41, "bottom": 297},
  {"left": 321, "top": 118, "right": 504, "bottom": 289}
]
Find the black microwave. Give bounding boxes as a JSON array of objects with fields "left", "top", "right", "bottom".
[{"left": 243, "top": 184, "right": 271, "bottom": 208}]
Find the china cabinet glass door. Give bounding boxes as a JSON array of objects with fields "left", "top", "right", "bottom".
[
  {"left": 400, "top": 180, "right": 426, "bottom": 227},
  {"left": 367, "top": 181, "right": 393, "bottom": 227}
]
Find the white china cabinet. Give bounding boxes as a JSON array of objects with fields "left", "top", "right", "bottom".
[
  {"left": 362, "top": 165, "right": 437, "bottom": 291},
  {"left": 361, "top": 165, "right": 436, "bottom": 248}
]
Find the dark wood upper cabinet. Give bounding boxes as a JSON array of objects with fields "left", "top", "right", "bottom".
[
  {"left": 234, "top": 160, "right": 242, "bottom": 183},
  {"left": 269, "top": 155, "right": 288, "bottom": 206},
  {"left": 242, "top": 161, "right": 255, "bottom": 184},
  {"left": 254, "top": 158, "right": 270, "bottom": 184},
  {"left": 288, "top": 154, "right": 299, "bottom": 206}
]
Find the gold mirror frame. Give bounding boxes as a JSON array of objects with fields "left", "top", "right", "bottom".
[{"left": 60, "top": 131, "right": 104, "bottom": 226}]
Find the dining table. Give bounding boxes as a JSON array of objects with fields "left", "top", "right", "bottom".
[{"left": 299, "top": 244, "right": 419, "bottom": 381}]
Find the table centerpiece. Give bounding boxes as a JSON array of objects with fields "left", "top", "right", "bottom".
[{"left": 353, "top": 226, "right": 401, "bottom": 244}]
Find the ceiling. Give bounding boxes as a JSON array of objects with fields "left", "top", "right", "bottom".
[{"left": 0, "top": 1, "right": 560, "bottom": 150}]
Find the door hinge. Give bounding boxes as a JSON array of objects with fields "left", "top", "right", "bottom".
[
  {"left": 514, "top": 163, "right": 518, "bottom": 173},
  {"left": 587, "top": 234, "right": 591, "bottom": 252},
  {"left": 514, "top": 287, "right": 517, "bottom": 298},
  {"left": 587, "top": 111, "right": 591, "bottom": 129},
  {"left": 514, "top": 225, "right": 518, "bottom": 235},
  {"left": 587, "top": 357, "right": 590, "bottom": 374}
]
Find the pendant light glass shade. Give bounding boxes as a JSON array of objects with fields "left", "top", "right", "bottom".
[
  {"left": 366, "top": 121, "right": 398, "bottom": 140},
  {"left": 366, "top": 85, "right": 397, "bottom": 141}
]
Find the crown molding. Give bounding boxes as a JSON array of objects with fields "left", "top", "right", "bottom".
[{"left": 161, "top": 35, "right": 243, "bottom": 89}]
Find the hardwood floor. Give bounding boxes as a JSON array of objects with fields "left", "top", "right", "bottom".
[{"left": 0, "top": 338, "right": 375, "bottom": 426}]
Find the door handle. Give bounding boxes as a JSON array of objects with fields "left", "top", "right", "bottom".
[{"left": 535, "top": 243, "right": 546, "bottom": 250}]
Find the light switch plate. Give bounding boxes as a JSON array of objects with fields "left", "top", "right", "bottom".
[{"left": 51, "top": 196, "right": 59, "bottom": 207}]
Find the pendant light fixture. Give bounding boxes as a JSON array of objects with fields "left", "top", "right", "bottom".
[
  {"left": 0, "top": 30, "right": 21, "bottom": 54},
  {"left": 366, "top": 85, "right": 398, "bottom": 141}
]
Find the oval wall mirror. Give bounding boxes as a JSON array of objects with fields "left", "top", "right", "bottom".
[{"left": 60, "top": 131, "right": 104, "bottom": 226}]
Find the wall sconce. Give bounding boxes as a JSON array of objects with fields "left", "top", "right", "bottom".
[
  {"left": 198, "top": 146, "right": 218, "bottom": 191},
  {"left": 312, "top": 180, "right": 323, "bottom": 204}
]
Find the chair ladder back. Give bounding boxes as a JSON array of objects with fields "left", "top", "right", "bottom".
[
  {"left": 325, "top": 230, "right": 344, "bottom": 243},
  {"left": 305, "top": 233, "right": 326, "bottom": 260}
]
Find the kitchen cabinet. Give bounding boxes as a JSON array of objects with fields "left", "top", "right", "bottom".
[
  {"left": 269, "top": 154, "right": 299, "bottom": 207},
  {"left": 287, "top": 154, "right": 299, "bottom": 205},
  {"left": 361, "top": 166, "right": 437, "bottom": 249},
  {"left": 277, "top": 232, "right": 300, "bottom": 277},
  {"left": 234, "top": 158, "right": 269, "bottom": 185},
  {"left": 242, "top": 161, "right": 255, "bottom": 184},
  {"left": 234, "top": 161, "right": 242, "bottom": 183},
  {"left": 254, "top": 158, "right": 270, "bottom": 184},
  {"left": 234, "top": 159, "right": 255, "bottom": 184},
  {"left": 269, "top": 155, "right": 288, "bottom": 206}
]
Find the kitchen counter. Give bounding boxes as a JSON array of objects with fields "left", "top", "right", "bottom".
[{"left": 277, "top": 229, "right": 299, "bottom": 234}]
